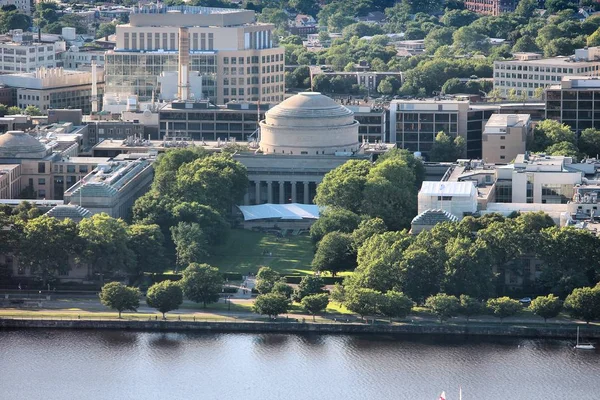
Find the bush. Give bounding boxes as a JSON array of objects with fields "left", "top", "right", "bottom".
[{"left": 223, "top": 272, "right": 243, "bottom": 281}]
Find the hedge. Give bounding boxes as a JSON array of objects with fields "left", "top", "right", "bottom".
[{"left": 283, "top": 276, "right": 344, "bottom": 285}]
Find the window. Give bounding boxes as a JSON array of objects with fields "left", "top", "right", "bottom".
[
  {"left": 79, "top": 166, "right": 88, "bottom": 174},
  {"left": 500, "top": 155, "right": 505, "bottom": 160},
  {"left": 38, "top": 178, "right": 45, "bottom": 185},
  {"left": 67, "top": 165, "right": 75, "bottom": 173},
  {"left": 38, "top": 163, "right": 45, "bottom": 173},
  {"left": 208, "top": 33, "right": 214, "bottom": 50},
  {"left": 500, "top": 136, "right": 505, "bottom": 140},
  {"left": 500, "top": 146, "right": 505, "bottom": 149}
]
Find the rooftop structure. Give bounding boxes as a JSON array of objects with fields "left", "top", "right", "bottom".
[
  {"left": 64, "top": 158, "right": 154, "bottom": 218},
  {"left": 418, "top": 181, "right": 478, "bottom": 218},
  {"left": 44, "top": 204, "right": 92, "bottom": 222},
  {"left": 482, "top": 114, "right": 531, "bottom": 164},
  {"left": 411, "top": 209, "right": 460, "bottom": 234}
]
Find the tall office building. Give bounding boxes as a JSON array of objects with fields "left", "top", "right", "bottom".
[{"left": 104, "top": 5, "right": 285, "bottom": 105}]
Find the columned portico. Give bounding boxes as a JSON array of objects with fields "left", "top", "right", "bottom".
[
  {"left": 278, "top": 181, "right": 285, "bottom": 204},
  {"left": 303, "top": 181, "right": 309, "bottom": 204},
  {"left": 267, "top": 181, "right": 273, "bottom": 203},
  {"left": 291, "top": 181, "right": 297, "bottom": 203},
  {"left": 254, "top": 180, "right": 261, "bottom": 204}
]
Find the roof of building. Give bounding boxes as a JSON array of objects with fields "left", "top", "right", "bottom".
[
  {"left": 419, "top": 181, "right": 476, "bottom": 197},
  {"left": 238, "top": 203, "right": 321, "bottom": 221},
  {"left": 266, "top": 92, "right": 353, "bottom": 119},
  {"left": 45, "top": 204, "right": 92, "bottom": 220},
  {"left": 411, "top": 209, "right": 460, "bottom": 226},
  {"left": 0, "top": 131, "right": 47, "bottom": 158},
  {"left": 485, "top": 113, "right": 530, "bottom": 128},
  {"left": 497, "top": 56, "right": 599, "bottom": 65}
]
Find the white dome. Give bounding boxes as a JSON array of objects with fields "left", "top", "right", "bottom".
[
  {"left": 0, "top": 131, "right": 47, "bottom": 159},
  {"left": 259, "top": 92, "right": 359, "bottom": 156}
]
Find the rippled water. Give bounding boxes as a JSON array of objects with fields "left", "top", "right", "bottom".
[{"left": 1, "top": 330, "right": 599, "bottom": 400}]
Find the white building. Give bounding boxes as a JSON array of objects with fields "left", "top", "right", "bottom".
[
  {"left": 61, "top": 46, "right": 106, "bottom": 70},
  {"left": 493, "top": 48, "right": 600, "bottom": 99},
  {"left": 0, "top": 31, "right": 65, "bottom": 74},
  {"left": 418, "top": 181, "right": 478, "bottom": 218},
  {"left": 0, "top": 0, "right": 31, "bottom": 15}
]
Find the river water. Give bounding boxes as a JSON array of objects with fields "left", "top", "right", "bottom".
[{"left": 1, "top": 329, "right": 599, "bottom": 400}]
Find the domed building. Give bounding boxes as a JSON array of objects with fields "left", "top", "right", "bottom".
[
  {"left": 0, "top": 131, "right": 50, "bottom": 159},
  {"left": 259, "top": 92, "right": 360, "bottom": 156}
]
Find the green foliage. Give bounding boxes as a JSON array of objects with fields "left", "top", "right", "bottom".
[
  {"left": 441, "top": 9, "right": 478, "bottom": 28},
  {"left": 529, "top": 294, "right": 563, "bottom": 323},
  {"left": 459, "top": 294, "right": 483, "bottom": 321},
  {"left": 378, "top": 291, "right": 414, "bottom": 321},
  {"left": 564, "top": 286, "right": 600, "bottom": 323},
  {"left": 252, "top": 293, "right": 290, "bottom": 318},
  {"left": 24, "top": 106, "right": 40, "bottom": 116},
  {"left": 271, "top": 280, "right": 293, "bottom": 298},
  {"left": 146, "top": 280, "right": 184, "bottom": 318},
  {"left": 544, "top": 141, "right": 579, "bottom": 160},
  {"left": 179, "top": 263, "right": 223, "bottom": 307},
  {"left": 314, "top": 160, "right": 372, "bottom": 214},
  {"left": 170, "top": 222, "right": 209, "bottom": 269},
  {"left": 127, "top": 224, "right": 167, "bottom": 275},
  {"left": 301, "top": 293, "right": 330, "bottom": 321},
  {"left": 579, "top": 128, "right": 600, "bottom": 157},
  {"left": 429, "top": 131, "right": 465, "bottom": 162},
  {"left": 345, "top": 287, "right": 381, "bottom": 319},
  {"left": 351, "top": 217, "right": 387, "bottom": 249},
  {"left": 309, "top": 207, "right": 362, "bottom": 243},
  {"left": 99, "top": 282, "right": 141, "bottom": 318},
  {"left": 292, "top": 275, "right": 325, "bottom": 302},
  {"left": 255, "top": 266, "right": 281, "bottom": 294},
  {"left": 486, "top": 297, "right": 522, "bottom": 322},
  {"left": 530, "top": 120, "right": 576, "bottom": 152},
  {"left": 96, "top": 22, "right": 116, "bottom": 39},
  {"left": 79, "top": 214, "right": 136, "bottom": 285},
  {"left": 312, "top": 231, "right": 357, "bottom": 276},
  {"left": 0, "top": 10, "right": 31, "bottom": 34},
  {"left": 425, "top": 293, "right": 460, "bottom": 322},
  {"left": 330, "top": 282, "right": 346, "bottom": 304}
]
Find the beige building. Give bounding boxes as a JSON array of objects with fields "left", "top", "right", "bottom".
[
  {"left": 493, "top": 48, "right": 600, "bottom": 99},
  {"left": 105, "top": 5, "right": 285, "bottom": 105},
  {"left": 482, "top": 114, "right": 531, "bottom": 164},
  {"left": 0, "top": 164, "right": 20, "bottom": 198}
]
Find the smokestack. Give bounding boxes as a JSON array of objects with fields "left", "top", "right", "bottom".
[
  {"left": 91, "top": 60, "right": 98, "bottom": 113},
  {"left": 178, "top": 27, "right": 190, "bottom": 102}
]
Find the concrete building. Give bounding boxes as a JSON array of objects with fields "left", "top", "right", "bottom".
[
  {"left": 159, "top": 100, "right": 270, "bottom": 141},
  {"left": 259, "top": 92, "right": 359, "bottom": 155},
  {"left": 0, "top": 163, "right": 21, "bottom": 198},
  {"left": 0, "top": 31, "right": 64, "bottom": 74},
  {"left": 0, "top": 0, "right": 32, "bottom": 15},
  {"left": 0, "top": 67, "right": 105, "bottom": 114},
  {"left": 61, "top": 45, "right": 106, "bottom": 70},
  {"left": 347, "top": 103, "right": 387, "bottom": 143},
  {"left": 418, "top": 181, "right": 478, "bottom": 218},
  {"left": 546, "top": 76, "right": 600, "bottom": 132},
  {"left": 63, "top": 158, "right": 154, "bottom": 219},
  {"left": 482, "top": 114, "right": 531, "bottom": 164},
  {"left": 493, "top": 48, "right": 600, "bottom": 99},
  {"left": 464, "top": 0, "right": 517, "bottom": 15},
  {"left": 105, "top": 5, "right": 285, "bottom": 105}
]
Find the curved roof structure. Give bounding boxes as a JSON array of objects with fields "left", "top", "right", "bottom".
[
  {"left": 266, "top": 92, "right": 353, "bottom": 120},
  {"left": 0, "top": 131, "right": 48, "bottom": 159}
]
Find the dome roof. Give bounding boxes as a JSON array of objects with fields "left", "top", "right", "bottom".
[
  {"left": 266, "top": 92, "right": 353, "bottom": 119},
  {"left": 0, "top": 131, "right": 47, "bottom": 158}
]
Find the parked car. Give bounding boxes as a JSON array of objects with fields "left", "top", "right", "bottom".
[{"left": 519, "top": 297, "right": 532, "bottom": 305}]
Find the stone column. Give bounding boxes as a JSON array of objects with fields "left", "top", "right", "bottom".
[
  {"left": 291, "top": 181, "right": 297, "bottom": 203},
  {"left": 243, "top": 192, "right": 250, "bottom": 205},
  {"left": 279, "top": 181, "right": 285, "bottom": 204},
  {"left": 254, "top": 180, "right": 261, "bottom": 204},
  {"left": 303, "top": 181, "right": 310, "bottom": 204},
  {"left": 267, "top": 181, "right": 273, "bottom": 204}
]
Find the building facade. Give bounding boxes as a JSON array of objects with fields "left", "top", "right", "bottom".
[
  {"left": 464, "top": 0, "right": 517, "bottom": 15},
  {"left": 546, "top": 76, "right": 600, "bottom": 133},
  {"left": 105, "top": 5, "right": 285, "bottom": 105},
  {"left": 0, "top": 33, "right": 64, "bottom": 74},
  {"left": 482, "top": 114, "right": 531, "bottom": 164},
  {"left": 493, "top": 49, "right": 600, "bottom": 99}
]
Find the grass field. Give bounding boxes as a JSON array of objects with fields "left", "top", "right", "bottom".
[{"left": 206, "top": 229, "right": 315, "bottom": 276}]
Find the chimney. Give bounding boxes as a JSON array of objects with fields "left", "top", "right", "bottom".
[{"left": 178, "top": 27, "right": 190, "bottom": 102}]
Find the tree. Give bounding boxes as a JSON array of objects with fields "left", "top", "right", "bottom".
[
  {"left": 292, "top": 275, "right": 325, "bottom": 302},
  {"left": 309, "top": 207, "right": 362, "bottom": 243},
  {"left": 425, "top": 293, "right": 460, "bottom": 323},
  {"left": 252, "top": 293, "right": 290, "bottom": 318},
  {"left": 345, "top": 287, "right": 381, "bottom": 320},
  {"left": 314, "top": 160, "right": 372, "bottom": 214},
  {"left": 442, "top": 237, "right": 495, "bottom": 299},
  {"left": 18, "top": 216, "right": 79, "bottom": 287},
  {"left": 545, "top": 0, "right": 577, "bottom": 13},
  {"left": 424, "top": 27, "right": 455, "bottom": 53},
  {"left": 96, "top": 22, "right": 116, "bottom": 39},
  {"left": 255, "top": 266, "right": 281, "bottom": 294},
  {"left": 529, "top": 294, "right": 563, "bottom": 323},
  {"left": 564, "top": 286, "right": 600, "bottom": 324},
  {"left": 170, "top": 222, "right": 209, "bottom": 270},
  {"left": 0, "top": 10, "right": 31, "bottom": 33},
  {"left": 459, "top": 295, "right": 483, "bottom": 323},
  {"left": 99, "top": 282, "right": 141, "bottom": 318},
  {"left": 377, "top": 79, "right": 393, "bottom": 95},
  {"left": 512, "top": 35, "right": 540, "bottom": 53},
  {"left": 579, "top": 128, "right": 600, "bottom": 157},
  {"left": 486, "top": 297, "right": 522, "bottom": 323},
  {"left": 312, "top": 231, "right": 356, "bottom": 276},
  {"left": 378, "top": 291, "right": 413, "bottom": 322},
  {"left": 127, "top": 224, "right": 167, "bottom": 275},
  {"left": 272, "top": 280, "right": 293, "bottom": 298},
  {"left": 441, "top": 10, "right": 478, "bottom": 28},
  {"left": 330, "top": 282, "right": 346, "bottom": 305},
  {"left": 362, "top": 157, "right": 418, "bottom": 230},
  {"left": 351, "top": 217, "right": 387, "bottom": 249},
  {"left": 531, "top": 120, "right": 575, "bottom": 151},
  {"left": 146, "top": 280, "right": 184, "bottom": 319},
  {"left": 429, "top": 131, "right": 464, "bottom": 162},
  {"left": 452, "top": 26, "right": 490, "bottom": 54},
  {"left": 179, "top": 263, "right": 223, "bottom": 307},
  {"left": 301, "top": 293, "right": 330, "bottom": 321},
  {"left": 544, "top": 141, "right": 579, "bottom": 160},
  {"left": 24, "top": 106, "right": 41, "bottom": 116},
  {"left": 78, "top": 214, "right": 136, "bottom": 286},
  {"left": 7, "top": 106, "right": 21, "bottom": 115}
]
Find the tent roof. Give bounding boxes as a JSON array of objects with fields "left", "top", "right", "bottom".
[{"left": 238, "top": 203, "right": 321, "bottom": 221}]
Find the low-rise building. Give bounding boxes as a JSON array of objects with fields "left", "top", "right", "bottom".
[
  {"left": 0, "top": 67, "right": 105, "bottom": 114},
  {"left": 63, "top": 158, "right": 154, "bottom": 219},
  {"left": 482, "top": 114, "right": 531, "bottom": 164},
  {"left": 493, "top": 48, "right": 600, "bottom": 99},
  {"left": 0, "top": 31, "right": 65, "bottom": 74},
  {"left": 418, "top": 181, "right": 478, "bottom": 218},
  {"left": 464, "top": 0, "right": 517, "bottom": 15}
]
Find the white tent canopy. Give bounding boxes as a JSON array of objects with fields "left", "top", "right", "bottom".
[{"left": 238, "top": 203, "right": 321, "bottom": 221}]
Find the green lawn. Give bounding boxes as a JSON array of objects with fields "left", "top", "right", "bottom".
[{"left": 206, "top": 229, "right": 315, "bottom": 276}]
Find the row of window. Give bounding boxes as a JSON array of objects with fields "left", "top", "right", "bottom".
[
  {"left": 2, "top": 46, "right": 53, "bottom": 54},
  {"left": 222, "top": 65, "right": 284, "bottom": 75},
  {"left": 495, "top": 80, "right": 551, "bottom": 88},
  {"left": 495, "top": 64, "right": 597, "bottom": 74},
  {"left": 223, "top": 54, "right": 282, "bottom": 64},
  {"left": 123, "top": 32, "right": 214, "bottom": 51}
]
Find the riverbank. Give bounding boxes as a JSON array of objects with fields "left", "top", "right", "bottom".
[{"left": 2, "top": 317, "right": 600, "bottom": 339}]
